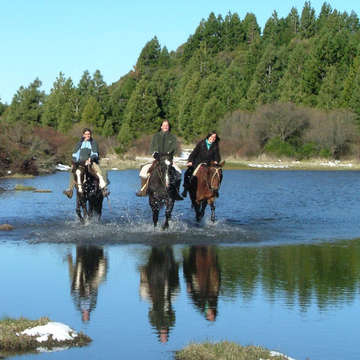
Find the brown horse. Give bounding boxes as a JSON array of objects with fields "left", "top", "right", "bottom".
[{"left": 188, "top": 161, "right": 224, "bottom": 222}]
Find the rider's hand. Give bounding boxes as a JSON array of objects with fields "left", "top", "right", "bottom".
[
  {"left": 187, "top": 162, "right": 193, "bottom": 167},
  {"left": 85, "top": 158, "right": 91, "bottom": 166}
]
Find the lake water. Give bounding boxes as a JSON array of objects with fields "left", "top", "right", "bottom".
[{"left": 1, "top": 169, "right": 360, "bottom": 360}]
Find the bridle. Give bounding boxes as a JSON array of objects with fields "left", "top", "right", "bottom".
[{"left": 207, "top": 165, "right": 222, "bottom": 191}]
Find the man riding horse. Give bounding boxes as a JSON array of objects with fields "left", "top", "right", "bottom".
[
  {"left": 136, "top": 120, "right": 183, "bottom": 201},
  {"left": 63, "top": 128, "right": 109, "bottom": 199},
  {"left": 182, "top": 131, "right": 221, "bottom": 198}
]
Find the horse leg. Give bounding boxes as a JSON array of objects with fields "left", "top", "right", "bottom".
[
  {"left": 200, "top": 201, "right": 207, "bottom": 221},
  {"left": 209, "top": 200, "right": 216, "bottom": 222},
  {"left": 153, "top": 209, "right": 159, "bottom": 227},
  {"left": 163, "top": 198, "right": 175, "bottom": 230},
  {"left": 76, "top": 196, "right": 85, "bottom": 224},
  {"left": 150, "top": 197, "right": 159, "bottom": 227},
  {"left": 194, "top": 202, "right": 202, "bottom": 222}
]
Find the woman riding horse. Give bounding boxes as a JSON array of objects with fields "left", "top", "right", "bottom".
[
  {"left": 182, "top": 131, "right": 221, "bottom": 198},
  {"left": 63, "top": 128, "right": 109, "bottom": 199},
  {"left": 136, "top": 120, "right": 183, "bottom": 200}
]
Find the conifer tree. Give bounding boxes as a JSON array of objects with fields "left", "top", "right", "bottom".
[{"left": 5, "top": 79, "right": 45, "bottom": 125}]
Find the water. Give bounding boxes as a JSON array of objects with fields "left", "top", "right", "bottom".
[{"left": 1, "top": 170, "right": 360, "bottom": 359}]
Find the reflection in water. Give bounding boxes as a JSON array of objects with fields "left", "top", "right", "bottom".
[
  {"left": 139, "top": 246, "right": 179, "bottom": 343},
  {"left": 183, "top": 246, "right": 221, "bottom": 322},
  {"left": 218, "top": 240, "right": 360, "bottom": 310},
  {"left": 68, "top": 246, "right": 108, "bottom": 322}
]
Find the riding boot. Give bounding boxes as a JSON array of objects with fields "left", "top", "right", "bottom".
[
  {"left": 181, "top": 167, "right": 192, "bottom": 198},
  {"left": 136, "top": 177, "right": 148, "bottom": 197},
  {"left": 63, "top": 173, "right": 75, "bottom": 199},
  {"left": 170, "top": 179, "right": 183, "bottom": 201}
]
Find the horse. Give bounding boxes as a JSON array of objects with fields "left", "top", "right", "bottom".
[
  {"left": 188, "top": 161, "right": 224, "bottom": 222},
  {"left": 73, "top": 162, "right": 104, "bottom": 224},
  {"left": 147, "top": 153, "right": 178, "bottom": 229}
]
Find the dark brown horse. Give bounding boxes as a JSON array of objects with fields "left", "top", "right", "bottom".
[
  {"left": 189, "top": 161, "right": 224, "bottom": 222},
  {"left": 74, "top": 163, "right": 104, "bottom": 223}
]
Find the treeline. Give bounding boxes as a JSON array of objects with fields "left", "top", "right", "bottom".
[{"left": 1, "top": 1, "right": 360, "bottom": 169}]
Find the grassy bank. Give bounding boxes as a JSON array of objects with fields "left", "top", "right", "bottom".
[
  {"left": 175, "top": 341, "right": 292, "bottom": 360},
  {"left": 0, "top": 317, "right": 91, "bottom": 357}
]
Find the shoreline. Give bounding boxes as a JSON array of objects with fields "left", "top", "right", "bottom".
[
  {"left": 100, "top": 155, "right": 360, "bottom": 172},
  {"left": 2, "top": 156, "right": 360, "bottom": 180}
]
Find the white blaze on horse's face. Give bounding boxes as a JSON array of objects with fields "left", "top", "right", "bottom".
[
  {"left": 76, "top": 168, "right": 83, "bottom": 193},
  {"left": 164, "top": 161, "right": 171, "bottom": 188}
]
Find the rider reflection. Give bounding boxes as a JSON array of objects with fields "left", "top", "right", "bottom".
[
  {"left": 67, "top": 246, "right": 108, "bottom": 322},
  {"left": 183, "top": 246, "right": 221, "bottom": 322},
  {"left": 139, "top": 246, "right": 179, "bottom": 343}
]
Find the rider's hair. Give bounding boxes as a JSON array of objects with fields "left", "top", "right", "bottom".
[
  {"left": 82, "top": 128, "right": 92, "bottom": 135},
  {"left": 158, "top": 119, "right": 171, "bottom": 132},
  {"left": 206, "top": 131, "right": 220, "bottom": 142}
]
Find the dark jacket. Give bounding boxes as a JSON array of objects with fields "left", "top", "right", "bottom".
[
  {"left": 72, "top": 138, "right": 100, "bottom": 163},
  {"left": 188, "top": 139, "right": 221, "bottom": 168},
  {"left": 150, "top": 131, "right": 178, "bottom": 156}
]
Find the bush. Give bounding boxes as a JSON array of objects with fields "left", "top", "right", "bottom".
[{"left": 264, "top": 137, "right": 295, "bottom": 157}]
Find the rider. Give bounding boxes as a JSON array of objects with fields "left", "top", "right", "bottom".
[
  {"left": 181, "top": 131, "right": 221, "bottom": 198},
  {"left": 63, "top": 128, "right": 109, "bottom": 199},
  {"left": 136, "top": 119, "right": 183, "bottom": 200}
]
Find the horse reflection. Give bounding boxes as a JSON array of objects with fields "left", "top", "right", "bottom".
[
  {"left": 183, "top": 246, "right": 221, "bottom": 321},
  {"left": 67, "top": 245, "right": 108, "bottom": 322},
  {"left": 139, "top": 246, "right": 179, "bottom": 343}
]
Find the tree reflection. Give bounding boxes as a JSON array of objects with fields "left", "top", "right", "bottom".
[
  {"left": 183, "top": 246, "right": 221, "bottom": 322},
  {"left": 67, "top": 246, "right": 108, "bottom": 322},
  {"left": 218, "top": 240, "right": 360, "bottom": 311},
  {"left": 139, "top": 246, "right": 179, "bottom": 343}
]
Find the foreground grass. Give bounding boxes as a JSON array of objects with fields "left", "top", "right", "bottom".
[
  {"left": 175, "top": 341, "right": 291, "bottom": 360},
  {"left": 0, "top": 317, "right": 91, "bottom": 357}
]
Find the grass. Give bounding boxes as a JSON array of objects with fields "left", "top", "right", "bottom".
[
  {"left": 14, "top": 184, "right": 37, "bottom": 191},
  {"left": 175, "top": 341, "right": 291, "bottom": 360},
  {"left": 0, "top": 224, "right": 13, "bottom": 231},
  {"left": 3, "top": 173, "right": 35, "bottom": 179},
  {"left": 0, "top": 317, "right": 91, "bottom": 357}
]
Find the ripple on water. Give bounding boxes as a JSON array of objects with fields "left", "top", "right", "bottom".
[{"left": 25, "top": 216, "right": 259, "bottom": 246}]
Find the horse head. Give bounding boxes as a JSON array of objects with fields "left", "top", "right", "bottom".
[
  {"left": 74, "top": 162, "right": 87, "bottom": 194},
  {"left": 207, "top": 161, "right": 224, "bottom": 196},
  {"left": 153, "top": 152, "right": 173, "bottom": 189}
]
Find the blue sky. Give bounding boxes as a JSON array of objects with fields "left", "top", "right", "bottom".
[{"left": 1, "top": 0, "right": 358, "bottom": 104}]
